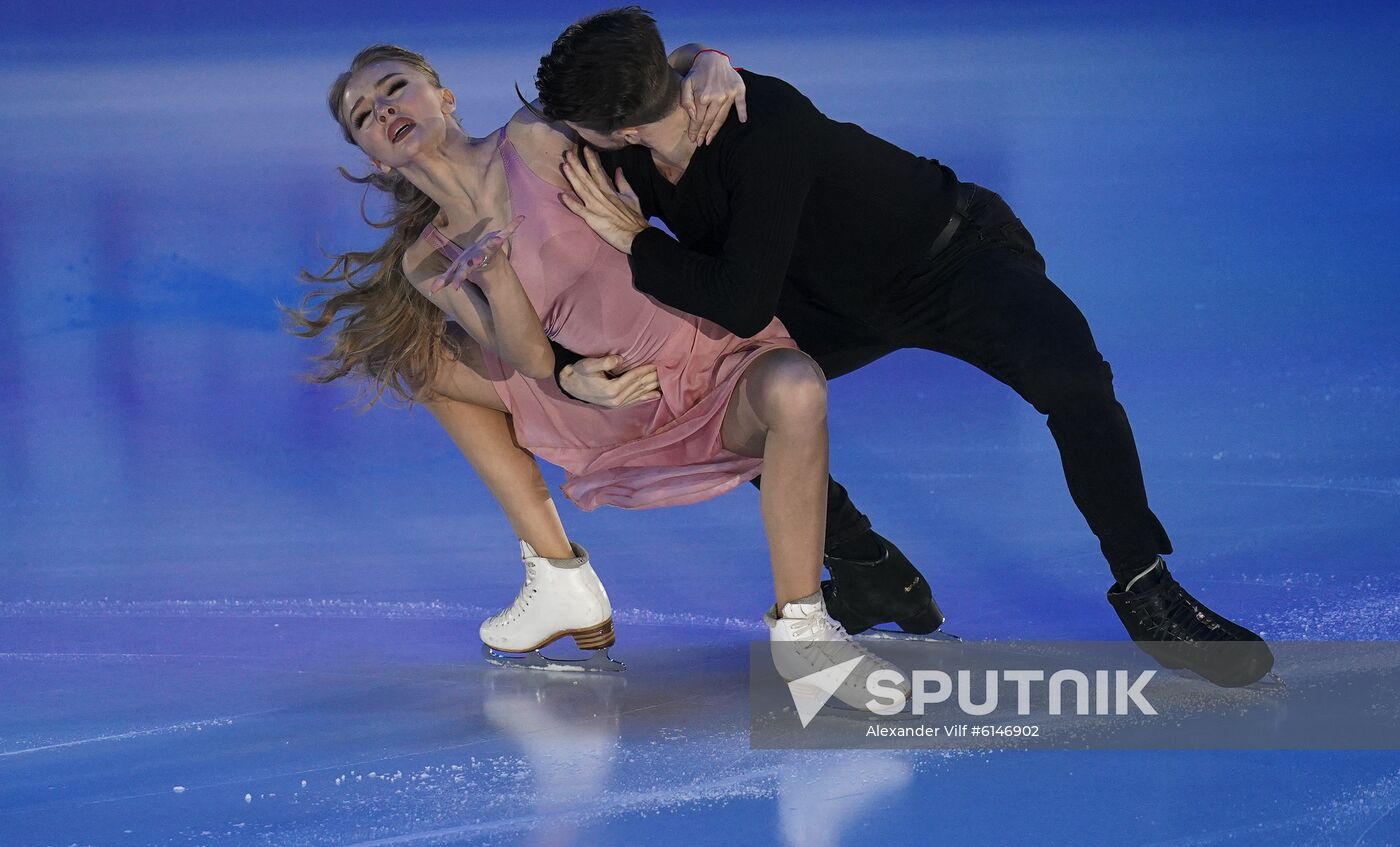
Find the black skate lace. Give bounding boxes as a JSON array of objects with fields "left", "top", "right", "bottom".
[{"left": 1136, "top": 581, "right": 1224, "bottom": 643}]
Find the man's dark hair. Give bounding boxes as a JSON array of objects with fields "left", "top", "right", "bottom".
[{"left": 535, "top": 6, "right": 681, "bottom": 133}]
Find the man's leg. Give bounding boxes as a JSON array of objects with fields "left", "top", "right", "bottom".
[
  {"left": 878, "top": 190, "right": 1169, "bottom": 583},
  {"left": 871, "top": 186, "right": 1270, "bottom": 684}
]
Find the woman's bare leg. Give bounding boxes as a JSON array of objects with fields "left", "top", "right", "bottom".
[
  {"left": 719, "top": 349, "right": 830, "bottom": 606},
  {"left": 417, "top": 332, "right": 573, "bottom": 559}
]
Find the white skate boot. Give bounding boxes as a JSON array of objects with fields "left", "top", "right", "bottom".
[
  {"left": 479, "top": 539, "right": 623, "bottom": 672},
  {"left": 766, "top": 590, "right": 909, "bottom": 717}
]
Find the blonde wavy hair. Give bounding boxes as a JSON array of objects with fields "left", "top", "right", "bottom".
[{"left": 284, "top": 44, "right": 460, "bottom": 407}]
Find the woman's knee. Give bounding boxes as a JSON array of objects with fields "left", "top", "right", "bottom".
[{"left": 749, "top": 349, "right": 828, "bottom": 424}]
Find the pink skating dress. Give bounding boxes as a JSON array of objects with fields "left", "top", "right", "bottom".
[{"left": 420, "top": 133, "right": 799, "bottom": 510}]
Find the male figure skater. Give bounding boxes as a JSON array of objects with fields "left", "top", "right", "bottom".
[{"left": 539, "top": 7, "right": 1273, "bottom": 686}]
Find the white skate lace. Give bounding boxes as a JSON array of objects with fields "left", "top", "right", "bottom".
[
  {"left": 484, "top": 560, "right": 539, "bottom": 628},
  {"left": 788, "top": 610, "right": 893, "bottom": 679}
]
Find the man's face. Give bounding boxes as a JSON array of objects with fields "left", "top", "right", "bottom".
[{"left": 566, "top": 121, "right": 631, "bottom": 150}]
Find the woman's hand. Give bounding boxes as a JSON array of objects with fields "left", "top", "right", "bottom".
[
  {"left": 680, "top": 50, "right": 747, "bottom": 145},
  {"left": 559, "top": 148, "right": 649, "bottom": 254},
  {"left": 429, "top": 215, "right": 525, "bottom": 294},
  {"left": 560, "top": 355, "right": 661, "bottom": 408}
]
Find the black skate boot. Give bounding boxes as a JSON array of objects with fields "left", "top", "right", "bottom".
[
  {"left": 1107, "top": 557, "right": 1274, "bottom": 687},
  {"left": 820, "top": 530, "right": 945, "bottom": 635}
]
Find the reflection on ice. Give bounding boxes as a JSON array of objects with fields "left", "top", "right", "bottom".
[
  {"left": 480, "top": 670, "right": 624, "bottom": 845},
  {"left": 779, "top": 752, "right": 914, "bottom": 847}
]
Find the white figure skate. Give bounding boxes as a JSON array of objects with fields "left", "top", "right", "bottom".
[
  {"left": 766, "top": 591, "right": 910, "bottom": 715},
  {"left": 479, "top": 539, "right": 623, "bottom": 673}
]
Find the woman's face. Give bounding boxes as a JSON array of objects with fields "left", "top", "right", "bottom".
[{"left": 340, "top": 60, "right": 455, "bottom": 170}]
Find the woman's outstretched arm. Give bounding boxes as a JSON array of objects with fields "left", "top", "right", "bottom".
[{"left": 402, "top": 218, "right": 554, "bottom": 380}]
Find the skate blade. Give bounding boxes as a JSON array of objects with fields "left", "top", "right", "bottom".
[
  {"left": 856, "top": 627, "right": 962, "bottom": 643},
  {"left": 480, "top": 643, "right": 625, "bottom": 673},
  {"left": 1235, "top": 670, "right": 1285, "bottom": 689},
  {"left": 1167, "top": 667, "right": 1286, "bottom": 690}
]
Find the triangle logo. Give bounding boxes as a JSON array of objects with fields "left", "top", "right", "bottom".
[{"left": 786, "top": 655, "right": 865, "bottom": 728}]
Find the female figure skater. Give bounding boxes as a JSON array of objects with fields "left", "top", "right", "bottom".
[{"left": 289, "top": 45, "right": 907, "bottom": 708}]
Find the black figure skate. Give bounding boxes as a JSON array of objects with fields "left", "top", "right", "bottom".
[
  {"left": 1107, "top": 557, "right": 1276, "bottom": 687},
  {"left": 821, "top": 530, "right": 958, "bottom": 643}
]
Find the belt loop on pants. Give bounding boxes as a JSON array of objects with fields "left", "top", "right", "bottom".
[{"left": 926, "top": 182, "right": 976, "bottom": 260}]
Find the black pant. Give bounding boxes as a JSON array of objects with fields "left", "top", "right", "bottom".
[{"left": 752, "top": 183, "right": 1172, "bottom": 583}]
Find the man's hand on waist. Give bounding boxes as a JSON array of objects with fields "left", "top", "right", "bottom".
[{"left": 559, "top": 355, "right": 662, "bottom": 408}]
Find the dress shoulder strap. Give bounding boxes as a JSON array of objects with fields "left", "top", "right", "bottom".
[{"left": 420, "top": 221, "right": 463, "bottom": 260}]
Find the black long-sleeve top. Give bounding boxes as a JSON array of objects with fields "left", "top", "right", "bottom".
[{"left": 610, "top": 69, "right": 959, "bottom": 341}]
